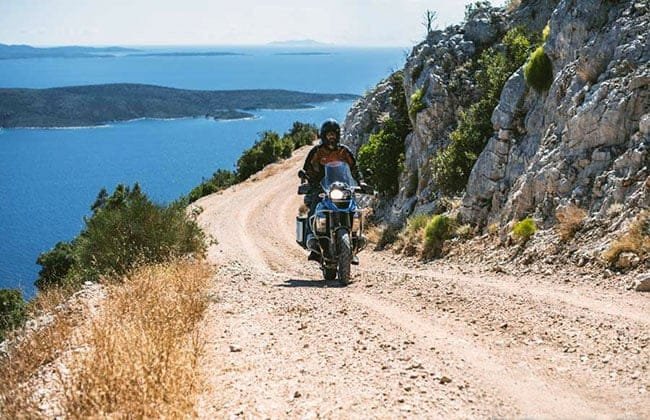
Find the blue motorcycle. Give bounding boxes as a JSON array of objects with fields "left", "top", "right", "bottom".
[{"left": 296, "top": 161, "right": 372, "bottom": 284}]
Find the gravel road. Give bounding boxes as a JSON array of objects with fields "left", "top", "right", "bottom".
[{"left": 195, "top": 146, "right": 649, "bottom": 418}]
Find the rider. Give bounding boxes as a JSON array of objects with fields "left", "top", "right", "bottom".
[{"left": 302, "top": 119, "right": 360, "bottom": 261}]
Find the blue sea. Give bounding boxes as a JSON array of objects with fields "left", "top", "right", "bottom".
[{"left": 0, "top": 46, "right": 406, "bottom": 297}]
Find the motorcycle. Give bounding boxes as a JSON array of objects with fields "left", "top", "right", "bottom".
[{"left": 296, "top": 161, "right": 373, "bottom": 285}]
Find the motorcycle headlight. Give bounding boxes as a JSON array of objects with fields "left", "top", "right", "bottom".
[{"left": 329, "top": 189, "right": 347, "bottom": 200}]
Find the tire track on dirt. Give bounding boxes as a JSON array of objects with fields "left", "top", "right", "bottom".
[{"left": 196, "top": 145, "right": 649, "bottom": 418}]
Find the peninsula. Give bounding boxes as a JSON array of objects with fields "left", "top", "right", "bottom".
[{"left": 0, "top": 84, "right": 359, "bottom": 128}]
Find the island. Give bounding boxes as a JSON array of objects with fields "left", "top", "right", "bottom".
[
  {"left": 0, "top": 43, "right": 139, "bottom": 59},
  {"left": 0, "top": 84, "right": 359, "bottom": 128}
]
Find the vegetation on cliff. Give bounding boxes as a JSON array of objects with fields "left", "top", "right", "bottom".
[
  {"left": 432, "top": 26, "right": 537, "bottom": 195},
  {"left": 357, "top": 71, "right": 411, "bottom": 196}
]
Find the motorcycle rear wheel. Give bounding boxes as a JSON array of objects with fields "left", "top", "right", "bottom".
[{"left": 336, "top": 230, "right": 352, "bottom": 285}]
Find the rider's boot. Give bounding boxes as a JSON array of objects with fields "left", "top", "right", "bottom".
[{"left": 351, "top": 255, "right": 359, "bottom": 265}]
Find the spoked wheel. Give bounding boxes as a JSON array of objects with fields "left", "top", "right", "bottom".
[{"left": 336, "top": 229, "right": 352, "bottom": 285}]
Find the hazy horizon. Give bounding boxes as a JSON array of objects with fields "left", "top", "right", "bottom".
[{"left": 1, "top": 0, "right": 506, "bottom": 48}]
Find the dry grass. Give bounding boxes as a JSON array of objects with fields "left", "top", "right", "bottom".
[
  {"left": 61, "top": 259, "right": 213, "bottom": 418},
  {"left": 366, "top": 223, "right": 399, "bottom": 250},
  {"left": 0, "top": 309, "right": 76, "bottom": 417},
  {"left": 1, "top": 259, "right": 214, "bottom": 418},
  {"left": 487, "top": 222, "right": 500, "bottom": 237},
  {"left": 556, "top": 204, "right": 587, "bottom": 241},
  {"left": 602, "top": 211, "right": 650, "bottom": 265},
  {"left": 395, "top": 214, "right": 431, "bottom": 256}
]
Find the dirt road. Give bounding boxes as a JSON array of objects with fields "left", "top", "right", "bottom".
[{"left": 195, "top": 146, "right": 649, "bottom": 418}]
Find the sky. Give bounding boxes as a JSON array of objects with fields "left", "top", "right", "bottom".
[{"left": 0, "top": 0, "right": 506, "bottom": 47}]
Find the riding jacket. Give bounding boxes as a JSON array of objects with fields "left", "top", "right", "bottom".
[{"left": 302, "top": 143, "right": 359, "bottom": 188}]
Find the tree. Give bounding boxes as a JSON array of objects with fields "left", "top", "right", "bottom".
[{"left": 422, "top": 9, "right": 438, "bottom": 34}]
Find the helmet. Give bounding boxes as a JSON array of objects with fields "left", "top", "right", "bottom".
[{"left": 320, "top": 119, "right": 341, "bottom": 149}]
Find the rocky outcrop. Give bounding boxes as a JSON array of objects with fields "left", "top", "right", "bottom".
[
  {"left": 343, "top": 0, "right": 557, "bottom": 224},
  {"left": 343, "top": 0, "right": 648, "bottom": 256},
  {"left": 461, "top": 0, "right": 649, "bottom": 233}
]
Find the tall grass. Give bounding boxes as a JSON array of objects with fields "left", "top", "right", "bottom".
[
  {"left": 0, "top": 259, "right": 212, "bottom": 418},
  {"left": 0, "top": 290, "right": 77, "bottom": 417},
  {"left": 62, "top": 259, "right": 212, "bottom": 418},
  {"left": 395, "top": 214, "right": 431, "bottom": 256}
]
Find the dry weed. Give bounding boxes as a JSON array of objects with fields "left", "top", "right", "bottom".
[
  {"left": 0, "top": 309, "right": 76, "bottom": 417},
  {"left": 602, "top": 211, "right": 650, "bottom": 265},
  {"left": 61, "top": 259, "right": 213, "bottom": 418},
  {"left": 395, "top": 214, "right": 430, "bottom": 256},
  {"left": 487, "top": 222, "right": 500, "bottom": 237},
  {"left": 556, "top": 204, "right": 587, "bottom": 241}
]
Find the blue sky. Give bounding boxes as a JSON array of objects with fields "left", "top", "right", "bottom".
[{"left": 1, "top": 0, "right": 505, "bottom": 47}]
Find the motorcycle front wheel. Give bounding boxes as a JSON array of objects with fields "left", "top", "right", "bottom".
[
  {"left": 323, "top": 267, "right": 337, "bottom": 281},
  {"left": 336, "top": 229, "right": 352, "bottom": 285}
]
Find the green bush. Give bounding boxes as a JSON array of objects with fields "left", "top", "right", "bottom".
[
  {"left": 524, "top": 46, "right": 553, "bottom": 92},
  {"left": 187, "top": 169, "right": 237, "bottom": 203},
  {"left": 512, "top": 217, "right": 537, "bottom": 242},
  {"left": 186, "top": 122, "right": 317, "bottom": 203},
  {"left": 0, "top": 289, "right": 26, "bottom": 341},
  {"left": 36, "top": 184, "right": 207, "bottom": 289},
  {"left": 75, "top": 184, "right": 206, "bottom": 281},
  {"left": 423, "top": 214, "right": 453, "bottom": 258},
  {"left": 406, "top": 213, "right": 431, "bottom": 234},
  {"left": 432, "top": 27, "right": 534, "bottom": 194},
  {"left": 236, "top": 123, "right": 318, "bottom": 182},
  {"left": 409, "top": 88, "right": 425, "bottom": 119},
  {"left": 357, "top": 119, "right": 405, "bottom": 196},
  {"left": 35, "top": 241, "right": 77, "bottom": 290}
]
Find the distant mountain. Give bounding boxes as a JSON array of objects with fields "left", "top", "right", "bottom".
[
  {"left": 0, "top": 44, "right": 140, "bottom": 59},
  {"left": 266, "top": 39, "right": 331, "bottom": 47},
  {"left": 0, "top": 83, "right": 359, "bottom": 128}
]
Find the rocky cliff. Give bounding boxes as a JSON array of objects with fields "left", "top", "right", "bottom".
[{"left": 343, "top": 0, "right": 648, "bottom": 263}]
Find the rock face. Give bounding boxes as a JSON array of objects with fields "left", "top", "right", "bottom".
[
  {"left": 460, "top": 0, "right": 649, "bottom": 231},
  {"left": 343, "top": 0, "right": 648, "bottom": 241}
]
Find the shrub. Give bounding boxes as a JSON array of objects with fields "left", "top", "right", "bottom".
[
  {"left": 487, "top": 222, "right": 500, "bottom": 236},
  {"left": 35, "top": 184, "right": 207, "bottom": 288},
  {"left": 432, "top": 27, "right": 534, "bottom": 194},
  {"left": 512, "top": 217, "right": 537, "bottom": 242},
  {"left": 35, "top": 241, "right": 77, "bottom": 290},
  {"left": 75, "top": 184, "right": 206, "bottom": 281},
  {"left": 395, "top": 214, "right": 431, "bottom": 256},
  {"left": 602, "top": 211, "right": 650, "bottom": 265},
  {"left": 455, "top": 224, "right": 474, "bottom": 239},
  {"left": 357, "top": 119, "right": 405, "bottom": 196},
  {"left": 0, "top": 289, "right": 26, "bottom": 341},
  {"left": 237, "top": 131, "right": 290, "bottom": 181},
  {"left": 409, "top": 88, "right": 426, "bottom": 119},
  {"left": 556, "top": 204, "right": 587, "bottom": 241},
  {"left": 423, "top": 214, "right": 453, "bottom": 258},
  {"left": 524, "top": 46, "right": 553, "bottom": 92},
  {"left": 187, "top": 169, "right": 237, "bottom": 203}
]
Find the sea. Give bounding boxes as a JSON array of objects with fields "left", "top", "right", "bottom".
[{"left": 0, "top": 45, "right": 406, "bottom": 297}]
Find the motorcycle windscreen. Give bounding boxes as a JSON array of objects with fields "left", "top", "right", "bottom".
[{"left": 320, "top": 161, "right": 358, "bottom": 192}]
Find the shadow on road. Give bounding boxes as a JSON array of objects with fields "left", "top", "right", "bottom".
[{"left": 278, "top": 278, "right": 345, "bottom": 288}]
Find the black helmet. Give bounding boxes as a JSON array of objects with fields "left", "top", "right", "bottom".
[{"left": 319, "top": 119, "right": 341, "bottom": 148}]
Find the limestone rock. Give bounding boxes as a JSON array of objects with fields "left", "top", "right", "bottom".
[{"left": 633, "top": 274, "right": 650, "bottom": 292}]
